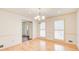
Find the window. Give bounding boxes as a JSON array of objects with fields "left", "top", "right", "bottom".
[
  {"left": 54, "top": 20, "right": 64, "bottom": 40},
  {"left": 40, "top": 21, "right": 46, "bottom": 37}
]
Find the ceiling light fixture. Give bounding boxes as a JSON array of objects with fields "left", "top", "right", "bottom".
[{"left": 34, "top": 8, "right": 45, "bottom": 21}]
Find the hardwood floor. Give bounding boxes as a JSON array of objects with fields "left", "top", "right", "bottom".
[{"left": 0, "top": 39, "right": 78, "bottom": 51}]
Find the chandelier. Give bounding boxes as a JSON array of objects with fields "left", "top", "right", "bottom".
[{"left": 34, "top": 8, "right": 45, "bottom": 21}]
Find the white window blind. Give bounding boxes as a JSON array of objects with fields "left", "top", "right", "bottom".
[
  {"left": 54, "top": 20, "right": 64, "bottom": 40},
  {"left": 40, "top": 21, "right": 46, "bottom": 37}
]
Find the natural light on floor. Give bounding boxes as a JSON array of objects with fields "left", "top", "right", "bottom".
[{"left": 54, "top": 44, "right": 64, "bottom": 51}]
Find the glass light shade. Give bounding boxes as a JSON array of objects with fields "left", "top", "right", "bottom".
[
  {"left": 34, "top": 16, "right": 45, "bottom": 21},
  {"left": 34, "top": 17, "right": 37, "bottom": 19},
  {"left": 42, "top": 16, "right": 45, "bottom": 19}
]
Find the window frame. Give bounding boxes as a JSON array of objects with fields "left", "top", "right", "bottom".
[
  {"left": 39, "top": 21, "right": 46, "bottom": 37},
  {"left": 54, "top": 20, "right": 65, "bottom": 40}
]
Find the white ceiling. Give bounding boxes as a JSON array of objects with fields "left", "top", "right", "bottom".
[{"left": 1, "top": 8, "right": 78, "bottom": 21}]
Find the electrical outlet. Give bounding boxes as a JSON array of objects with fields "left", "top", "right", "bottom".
[
  {"left": 69, "top": 40, "right": 73, "bottom": 42},
  {"left": 0, "top": 45, "right": 3, "bottom": 48}
]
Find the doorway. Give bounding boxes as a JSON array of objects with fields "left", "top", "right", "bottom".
[{"left": 22, "top": 21, "right": 33, "bottom": 42}]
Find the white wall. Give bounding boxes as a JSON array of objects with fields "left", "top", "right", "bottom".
[
  {"left": 77, "top": 10, "right": 79, "bottom": 49},
  {"left": 0, "top": 10, "right": 25, "bottom": 49},
  {"left": 46, "top": 13, "right": 76, "bottom": 44},
  {"left": 32, "top": 20, "right": 39, "bottom": 39}
]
